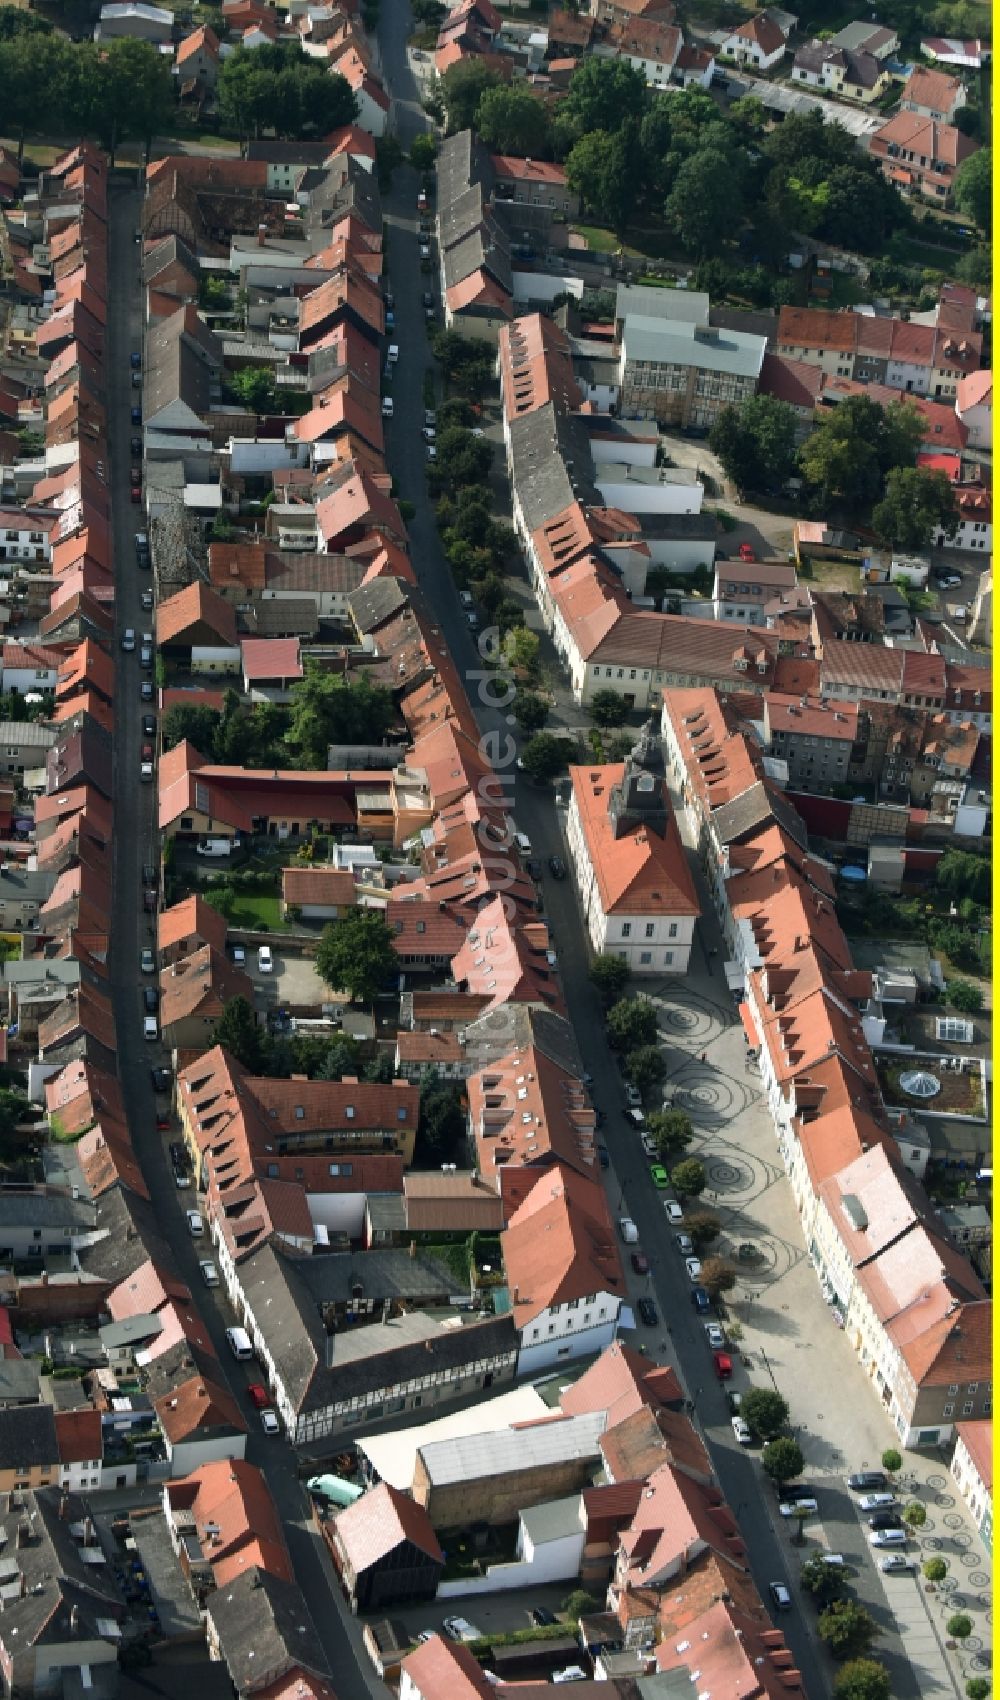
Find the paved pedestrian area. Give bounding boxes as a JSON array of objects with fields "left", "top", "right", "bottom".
[{"left": 637, "top": 948, "right": 990, "bottom": 1697}]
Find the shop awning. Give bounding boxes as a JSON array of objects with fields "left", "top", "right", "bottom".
[{"left": 738, "top": 1001, "right": 760, "bottom": 1050}]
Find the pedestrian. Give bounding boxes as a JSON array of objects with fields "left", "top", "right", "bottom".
[{"left": 699, "top": 1051, "right": 707, "bottom": 1064}]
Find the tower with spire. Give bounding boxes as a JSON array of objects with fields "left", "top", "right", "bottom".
[{"left": 608, "top": 718, "right": 668, "bottom": 841}]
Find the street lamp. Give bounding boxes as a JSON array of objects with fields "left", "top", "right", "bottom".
[{"left": 758, "top": 1346, "right": 780, "bottom": 1396}]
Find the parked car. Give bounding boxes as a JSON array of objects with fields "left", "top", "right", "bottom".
[
  {"left": 637, "top": 1296, "right": 658, "bottom": 1327},
  {"left": 442, "top": 1617, "right": 481, "bottom": 1643},
  {"left": 260, "top": 1410, "right": 280, "bottom": 1435},
  {"left": 530, "top": 1607, "right": 557, "bottom": 1627},
  {"left": 868, "top": 1511, "right": 903, "bottom": 1531},
  {"left": 631, "top": 1252, "right": 650, "bottom": 1275},
  {"left": 859, "top": 1493, "right": 896, "bottom": 1511},
  {"left": 738, "top": 543, "right": 756, "bottom": 561},
  {"left": 703, "top": 1322, "right": 725, "bottom": 1349},
  {"left": 597, "top": 1144, "right": 609, "bottom": 1169},
  {"left": 131, "top": 406, "right": 141, "bottom": 425},
  {"left": 130, "top": 435, "right": 142, "bottom": 456},
  {"left": 664, "top": 1198, "right": 684, "bottom": 1223},
  {"left": 381, "top": 397, "right": 394, "bottom": 417},
  {"left": 142, "top": 1015, "right": 158, "bottom": 1041},
  {"left": 726, "top": 1389, "right": 743, "bottom": 1415},
  {"left": 140, "top": 948, "right": 155, "bottom": 974},
  {"left": 769, "top": 1583, "right": 791, "bottom": 1611},
  {"left": 713, "top": 1350, "right": 733, "bottom": 1380},
  {"left": 152, "top": 1067, "right": 171, "bottom": 1092},
  {"left": 121, "top": 628, "right": 136, "bottom": 652},
  {"left": 624, "top": 1084, "right": 642, "bottom": 1108},
  {"left": 870, "top": 1528, "right": 907, "bottom": 1547},
  {"left": 140, "top": 681, "right": 153, "bottom": 701},
  {"left": 187, "top": 1211, "right": 204, "bottom": 1236},
  {"left": 847, "top": 1471, "right": 887, "bottom": 1492},
  {"left": 880, "top": 1554, "right": 915, "bottom": 1573},
  {"left": 548, "top": 855, "right": 567, "bottom": 879},
  {"left": 200, "top": 1260, "right": 220, "bottom": 1287},
  {"left": 140, "top": 759, "right": 153, "bottom": 782},
  {"left": 685, "top": 1256, "right": 702, "bottom": 1281},
  {"left": 141, "top": 589, "right": 153, "bottom": 610},
  {"left": 247, "top": 1383, "right": 270, "bottom": 1409},
  {"left": 649, "top": 1163, "right": 669, "bottom": 1189},
  {"left": 732, "top": 1416, "right": 752, "bottom": 1446},
  {"left": 130, "top": 352, "right": 141, "bottom": 369},
  {"left": 780, "top": 1484, "right": 816, "bottom": 1502},
  {"left": 142, "top": 716, "right": 156, "bottom": 738},
  {"left": 674, "top": 1232, "right": 694, "bottom": 1255},
  {"left": 690, "top": 1285, "right": 711, "bottom": 1313},
  {"left": 780, "top": 1498, "right": 818, "bottom": 1517},
  {"left": 257, "top": 944, "right": 273, "bottom": 973}
]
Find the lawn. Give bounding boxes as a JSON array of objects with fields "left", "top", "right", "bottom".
[
  {"left": 796, "top": 555, "right": 861, "bottom": 591},
  {"left": 203, "top": 890, "right": 286, "bottom": 930},
  {"left": 571, "top": 224, "right": 643, "bottom": 257}
]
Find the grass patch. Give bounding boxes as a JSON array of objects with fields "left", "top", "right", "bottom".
[
  {"left": 796, "top": 554, "right": 860, "bottom": 590},
  {"left": 571, "top": 224, "right": 633, "bottom": 256}
]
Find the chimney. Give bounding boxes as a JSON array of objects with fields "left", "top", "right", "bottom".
[
  {"left": 70, "top": 1605, "right": 80, "bottom": 1635},
  {"left": 409, "top": 1238, "right": 417, "bottom": 1258},
  {"left": 257, "top": 223, "right": 267, "bottom": 247},
  {"left": 15, "top": 1522, "right": 28, "bottom": 1549},
  {"left": 59, "top": 1492, "right": 70, "bottom": 1521}
]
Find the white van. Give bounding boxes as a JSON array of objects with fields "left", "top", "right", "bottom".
[
  {"left": 387, "top": 344, "right": 399, "bottom": 363},
  {"left": 196, "top": 839, "right": 233, "bottom": 858},
  {"left": 513, "top": 830, "right": 532, "bottom": 856},
  {"left": 225, "top": 1326, "right": 253, "bottom": 1361}
]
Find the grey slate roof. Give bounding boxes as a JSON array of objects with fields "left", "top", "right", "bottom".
[
  {"left": 347, "top": 576, "right": 410, "bottom": 635},
  {"left": 508, "top": 403, "right": 600, "bottom": 535},
  {"left": 0, "top": 1403, "right": 57, "bottom": 1466},
  {"left": 711, "top": 778, "right": 808, "bottom": 850},
  {"left": 0, "top": 1191, "right": 95, "bottom": 1230},
  {"left": 206, "top": 1568, "right": 331, "bottom": 1694},
  {"left": 78, "top": 1188, "right": 174, "bottom": 1285},
  {"left": 462, "top": 1002, "right": 584, "bottom": 1077},
  {"left": 443, "top": 218, "right": 512, "bottom": 296},
  {"left": 238, "top": 599, "right": 319, "bottom": 638},
  {"left": 0, "top": 721, "right": 58, "bottom": 749},
  {"left": 0, "top": 1488, "right": 122, "bottom": 1659},
  {"left": 0, "top": 868, "right": 55, "bottom": 904}
]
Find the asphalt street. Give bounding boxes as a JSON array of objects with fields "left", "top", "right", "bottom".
[{"left": 105, "top": 179, "right": 390, "bottom": 1700}]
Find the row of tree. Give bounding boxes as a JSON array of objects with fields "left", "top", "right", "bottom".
[
  {"left": 217, "top": 42, "right": 358, "bottom": 141},
  {"left": 709, "top": 391, "right": 961, "bottom": 545}
]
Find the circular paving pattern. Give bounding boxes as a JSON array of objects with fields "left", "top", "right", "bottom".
[
  {"left": 970, "top": 1571, "right": 990, "bottom": 1589},
  {"left": 924, "top": 1536, "right": 941, "bottom": 1550},
  {"left": 944, "top": 1514, "right": 964, "bottom": 1529},
  {"left": 958, "top": 1551, "right": 977, "bottom": 1568},
  {"left": 970, "top": 1651, "right": 991, "bottom": 1671},
  {"left": 952, "top": 1532, "right": 972, "bottom": 1549},
  {"left": 936, "top": 1493, "right": 956, "bottom": 1508},
  {"left": 927, "top": 1473, "right": 948, "bottom": 1489}
]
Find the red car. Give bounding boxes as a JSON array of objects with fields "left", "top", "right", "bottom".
[
  {"left": 247, "top": 1382, "right": 270, "bottom": 1410},
  {"left": 130, "top": 487, "right": 142, "bottom": 504},
  {"left": 631, "top": 1251, "right": 650, "bottom": 1275},
  {"left": 713, "top": 1350, "right": 733, "bottom": 1380},
  {"left": 738, "top": 543, "right": 756, "bottom": 562}
]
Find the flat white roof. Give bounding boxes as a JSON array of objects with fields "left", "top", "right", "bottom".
[{"left": 357, "top": 1384, "right": 549, "bottom": 1489}]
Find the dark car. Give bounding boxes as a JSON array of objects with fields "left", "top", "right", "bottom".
[
  {"left": 525, "top": 858, "right": 541, "bottom": 878},
  {"left": 131, "top": 407, "right": 141, "bottom": 426},
  {"left": 779, "top": 1483, "right": 816, "bottom": 1502},
  {"left": 597, "top": 1144, "right": 609, "bottom": 1169},
  {"left": 141, "top": 716, "right": 156, "bottom": 739},
  {"left": 637, "top": 1296, "right": 658, "bottom": 1327},
  {"left": 847, "top": 1471, "right": 887, "bottom": 1492},
  {"left": 140, "top": 681, "right": 154, "bottom": 701},
  {"left": 143, "top": 986, "right": 159, "bottom": 1014},
  {"left": 868, "top": 1510, "right": 903, "bottom": 1531},
  {"left": 631, "top": 1251, "right": 650, "bottom": 1275},
  {"left": 168, "top": 1141, "right": 187, "bottom": 1168},
  {"left": 142, "top": 862, "right": 158, "bottom": 886},
  {"left": 130, "top": 436, "right": 142, "bottom": 455},
  {"left": 422, "top": 292, "right": 434, "bottom": 308},
  {"left": 152, "top": 1067, "right": 172, "bottom": 1093},
  {"left": 130, "top": 352, "right": 141, "bottom": 369},
  {"left": 143, "top": 888, "right": 156, "bottom": 911},
  {"left": 547, "top": 855, "right": 567, "bottom": 879},
  {"left": 690, "top": 1284, "right": 711, "bottom": 1313},
  {"left": 530, "top": 1608, "right": 557, "bottom": 1628}
]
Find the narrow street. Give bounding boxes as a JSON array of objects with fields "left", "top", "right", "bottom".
[{"left": 104, "top": 178, "right": 389, "bottom": 1700}]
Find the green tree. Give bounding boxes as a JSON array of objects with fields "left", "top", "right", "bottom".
[
  {"left": 800, "top": 396, "right": 925, "bottom": 516},
  {"left": 881, "top": 1448, "right": 902, "bottom": 1476},
  {"left": 219, "top": 43, "right": 356, "bottom": 139},
  {"left": 709, "top": 395, "right": 798, "bottom": 495},
  {"left": 665, "top": 148, "right": 746, "bottom": 257},
  {"left": 520, "top": 732, "right": 570, "bottom": 784},
  {"left": 872, "top": 466, "right": 959, "bottom": 551},
  {"left": 606, "top": 997, "right": 659, "bottom": 1051},
  {"left": 476, "top": 84, "right": 552, "bottom": 156},
  {"left": 229, "top": 366, "right": 276, "bottom": 414},
  {"left": 0, "top": 6, "right": 51, "bottom": 35},
  {"left": 286, "top": 662, "right": 394, "bottom": 768},
  {"left": 965, "top": 1680, "right": 990, "bottom": 1700},
  {"left": 801, "top": 1552, "right": 848, "bottom": 1605},
  {"left": 589, "top": 689, "right": 628, "bottom": 728},
  {"left": 699, "top": 1256, "right": 737, "bottom": 1299},
  {"left": 512, "top": 691, "right": 549, "bottom": 734},
  {"left": 90, "top": 36, "right": 174, "bottom": 161},
  {"left": 440, "top": 57, "right": 501, "bottom": 131},
  {"left": 742, "top": 1387, "right": 789, "bottom": 1440},
  {"left": 947, "top": 980, "right": 984, "bottom": 1014},
  {"left": 216, "top": 997, "right": 265, "bottom": 1071},
  {"left": 161, "top": 703, "right": 222, "bottom": 756},
  {"left": 923, "top": 1558, "right": 948, "bottom": 1582},
  {"left": 936, "top": 850, "right": 990, "bottom": 905},
  {"left": 316, "top": 909, "right": 399, "bottom": 1004},
  {"left": 627, "top": 1045, "right": 667, "bottom": 1095},
  {"left": 590, "top": 954, "right": 630, "bottom": 1006},
  {"left": 0, "top": 35, "right": 75, "bottom": 162},
  {"left": 671, "top": 1157, "right": 706, "bottom": 1200},
  {"left": 559, "top": 57, "right": 648, "bottom": 143},
  {"left": 416, "top": 1070, "right": 466, "bottom": 1164},
  {"left": 954, "top": 148, "right": 991, "bottom": 232},
  {"left": 562, "top": 1590, "right": 599, "bottom": 1622},
  {"left": 762, "top": 1437, "right": 804, "bottom": 1486},
  {"left": 411, "top": 0, "right": 446, "bottom": 23},
  {"left": 833, "top": 1660, "right": 891, "bottom": 1700},
  {"left": 565, "top": 122, "right": 641, "bottom": 232},
  {"left": 504, "top": 627, "right": 540, "bottom": 678},
  {"left": 683, "top": 1209, "right": 721, "bottom": 1251},
  {"left": 819, "top": 1601, "right": 879, "bottom": 1660},
  {"left": 430, "top": 426, "right": 493, "bottom": 494},
  {"left": 646, "top": 1108, "right": 694, "bottom": 1163},
  {"left": 902, "top": 1501, "right": 927, "bottom": 1527},
  {"left": 315, "top": 1036, "right": 362, "bottom": 1079},
  {"left": 409, "top": 132, "right": 437, "bottom": 171},
  {"left": 947, "top": 1615, "right": 974, "bottom": 1641}
]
